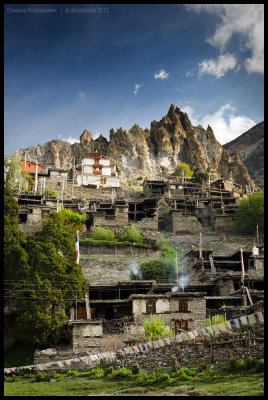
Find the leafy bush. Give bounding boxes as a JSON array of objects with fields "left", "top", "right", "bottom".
[
  {"left": 254, "top": 358, "right": 264, "bottom": 372},
  {"left": 90, "top": 227, "right": 115, "bottom": 241},
  {"left": 67, "top": 367, "right": 104, "bottom": 378},
  {"left": 118, "top": 225, "right": 144, "bottom": 244},
  {"left": 162, "top": 246, "right": 176, "bottom": 261},
  {"left": 35, "top": 371, "right": 63, "bottom": 382},
  {"left": 171, "top": 369, "right": 191, "bottom": 381},
  {"left": 155, "top": 235, "right": 168, "bottom": 249},
  {"left": 59, "top": 208, "right": 86, "bottom": 226},
  {"left": 44, "top": 188, "right": 58, "bottom": 198},
  {"left": 144, "top": 314, "right": 174, "bottom": 340},
  {"left": 139, "top": 258, "right": 176, "bottom": 282},
  {"left": 137, "top": 176, "right": 143, "bottom": 180},
  {"left": 234, "top": 359, "right": 246, "bottom": 371},
  {"left": 205, "top": 314, "right": 227, "bottom": 327}
]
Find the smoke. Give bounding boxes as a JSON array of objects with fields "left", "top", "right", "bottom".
[
  {"left": 178, "top": 275, "right": 190, "bottom": 291},
  {"left": 178, "top": 257, "right": 190, "bottom": 291},
  {"left": 129, "top": 260, "right": 142, "bottom": 279}
]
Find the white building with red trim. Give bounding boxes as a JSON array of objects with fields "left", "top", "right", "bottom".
[{"left": 75, "top": 153, "right": 120, "bottom": 188}]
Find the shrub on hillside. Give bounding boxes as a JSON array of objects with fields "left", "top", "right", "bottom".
[
  {"left": 155, "top": 235, "right": 168, "bottom": 249},
  {"left": 139, "top": 258, "right": 176, "bottom": 282},
  {"left": 90, "top": 227, "right": 115, "bottom": 241},
  {"left": 118, "top": 225, "right": 144, "bottom": 244},
  {"left": 144, "top": 314, "right": 174, "bottom": 340},
  {"left": 44, "top": 188, "right": 58, "bottom": 197}
]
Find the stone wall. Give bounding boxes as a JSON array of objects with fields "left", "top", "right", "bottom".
[
  {"left": 80, "top": 244, "right": 161, "bottom": 257},
  {"left": 7, "top": 311, "right": 263, "bottom": 374},
  {"left": 72, "top": 320, "right": 103, "bottom": 351},
  {"left": 117, "top": 326, "right": 264, "bottom": 370},
  {"left": 212, "top": 214, "right": 236, "bottom": 232},
  {"left": 172, "top": 211, "right": 203, "bottom": 234},
  {"left": 18, "top": 207, "right": 43, "bottom": 234}
]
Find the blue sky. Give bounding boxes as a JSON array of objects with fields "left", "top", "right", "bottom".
[{"left": 4, "top": 4, "right": 264, "bottom": 156}]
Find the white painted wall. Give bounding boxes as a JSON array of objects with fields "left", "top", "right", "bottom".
[
  {"left": 99, "top": 159, "right": 110, "bottom": 166},
  {"left": 83, "top": 158, "right": 95, "bottom": 165},
  {"left": 83, "top": 165, "right": 93, "bottom": 174},
  {"left": 132, "top": 300, "right": 146, "bottom": 316},
  {"left": 156, "top": 299, "right": 169, "bottom": 313},
  {"left": 102, "top": 167, "right": 112, "bottom": 176}
]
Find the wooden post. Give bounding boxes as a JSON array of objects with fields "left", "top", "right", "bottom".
[
  {"left": 75, "top": 291, "right": 78, "bottom": 320},
  {"left": 85, "top": 289, "right": 91, "bottom": 320}
]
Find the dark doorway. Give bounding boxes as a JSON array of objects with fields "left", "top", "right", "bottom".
[{"left": 105, "top": 307, "right": 114, "bottom": 320}]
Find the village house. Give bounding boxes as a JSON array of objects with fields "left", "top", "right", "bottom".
[
  {"left": 68, "top": 280, "right": 206, "bottom": 351},
  {"left": 74, "top": 153, "right": 120, "bottom": 188}
]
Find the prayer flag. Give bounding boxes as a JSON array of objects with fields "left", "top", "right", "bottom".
[
  {"left": 240, "top": 248, "right": 245, "bottom": 283},
  {"left": 199, "top": 232, "right": 203, "bottom": 260},
  {"left": 75, "top": 231, "right": 79, "bottom": 263},
  {"left": 34, "top": 160, "right": 38, "bottom": 193}
]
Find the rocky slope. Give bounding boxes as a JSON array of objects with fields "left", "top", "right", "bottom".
[
  {"left": 223, "top": 122, "right": 264, "bottom": 189},
  {"left": 22, "top": 105, "right": 258, "bottom": 191}
]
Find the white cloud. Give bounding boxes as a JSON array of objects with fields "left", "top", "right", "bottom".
[
  {"left": 182, "top": 103, "right": 256, "bottom": 144},
  {"left": 180, "top": 105, "right": 198, "bottom": 125},
  {"left": 154, "top": 69, "right": 169, "bottom": 79},
  {"left": 198, "top": 53, "right": 238, "bottom": 78},
  {"left": 186, "top": 68, "right": 197, "bottom": 78},
  {"left": 78, "top": 91, "right": 85, "bottom": 99},
  {"left": 134, "top": 83, "right": 143, "bottom": 95},
  {"left": 92, "top": 131, "right": 102, "bottom": 140},
  {"left": 187, "top": 4, "right": 264, "bottom": 74},
  {"left": 61, "top": 136, "right": 80, "bottom": 144}
]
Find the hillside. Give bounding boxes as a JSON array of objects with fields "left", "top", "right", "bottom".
[{"left": 224, "top": 122, "right": 264, "bottom": 189}]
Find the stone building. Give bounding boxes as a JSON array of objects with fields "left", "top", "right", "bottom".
[
  {"left": 180, "top": 246, "right": 264, "bottom": 309},
  {"left": 142, "top": 178, "right": 242, "bottom": 233},
  {"left": 68, "top": 281, "right": 206, "bottom": 351},
  {"left": 85, "top": 198, "right": 159, "bottom": 231},
  {"left": 17, "top": 193, "right": 84, "bottom": 234},
  {"left": 74, "top": 153, "right": 120, "bottom": 188}
]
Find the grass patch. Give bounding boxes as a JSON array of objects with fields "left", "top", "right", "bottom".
[{"left": 4, "top": 363, "right": 264, "bottom": 397}]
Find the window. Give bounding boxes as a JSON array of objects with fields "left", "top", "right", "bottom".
[
  {"left": 146, "top": 300, "right": 156, "bottom": 314},
  {"left": 175, "top": 320, "right": 188, "bottom": 333},
  {"left": 101, "top": 178, "right": 107, "bottom": 185},
  {"left": 178, "top": 299, "right": 188, "bottom": 312}
]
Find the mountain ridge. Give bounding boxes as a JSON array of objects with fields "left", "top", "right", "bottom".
[
  {"left": 21, "top": 105, "right": 259, "bottom": 191},
  {"left": 224, "top": 121, "right": 264, "bottom": 189}
]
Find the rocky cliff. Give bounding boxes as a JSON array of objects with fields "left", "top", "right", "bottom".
[
  {"left": 22, "top": 105, "right": 258, "bottom": 191},
  {"left": 224, "top": 122, "right": 264, "bottom": 189}
]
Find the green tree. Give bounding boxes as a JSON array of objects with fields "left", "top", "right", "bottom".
[
  {"left": 191, "top": 166, "right": 209, "bottom": 184},
  {"left": 138, "top": 258, "right": 176, "bottom": 282},
  {"left": 4, "top": 152, "right": 22, "bottom": 190},
  {"left": 13, "top": 210, "right": 87, "bottom": 347},
  {"left": 173, "top": 163, "right": 193, "bottom": 178},
  {"left": 118, "top": 225, "right": 144, "bottom": 244},
  {"left": 234, "top": 193, "right": 264, "bottom": 235},
  {"left": 4, "top": 187, "right": 29, "bottom": 282},
  {"left": 21, "top": 170, "right": 34, "bottom": 192}
]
